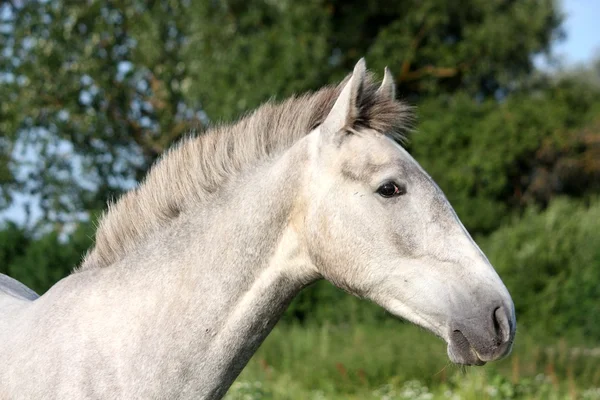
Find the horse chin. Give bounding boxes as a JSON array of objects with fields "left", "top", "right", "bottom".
[{"left": 446, "top": 330, "right": 486, "bottom": 366}]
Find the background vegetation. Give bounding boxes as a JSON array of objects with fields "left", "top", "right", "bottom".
[{"left": 1, "top": 1, "right": 599, "bottom": 398}]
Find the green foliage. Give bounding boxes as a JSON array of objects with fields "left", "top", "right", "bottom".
[
  {"left": 284, "top": 280, "right": 389, "bottom": 325},
  {"left": 185, "top": 0, "right": 560, "bottom": 121},
  {"left": 184, "top": 0, "right": 331, "bottom": 122},
  {"left": 1, "top": 0, "right": 561, "bottom": 223},
  {"left": 1, "top": 1, "right": 195, "bottom": 221},
  {"left": 411, "top": 80, "right": 600, "bottom": 233},
  {"left": 482, "top": 197, "right": 600, "bottom": 339},
  {"left": 0, "top": 222, "right": 94, "bottom": 293}
]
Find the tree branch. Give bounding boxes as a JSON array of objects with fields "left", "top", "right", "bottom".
[{"left": 398, "top": 22, "right": 430, "bottom": 82}]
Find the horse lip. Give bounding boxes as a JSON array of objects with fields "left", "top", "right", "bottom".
[
  {"left": 448, "top": 329, "right": 487, "bottom": 366},
  {"left": 470, "top": 348, "right": 487, "bottom": 366}
]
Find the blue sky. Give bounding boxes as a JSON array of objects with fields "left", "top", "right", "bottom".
[
  {"left": 554, "top": 0, "right": 600, "bottom": 65},
  {"left": 2, "top": 0, "right": 600, "bottom": 227}
]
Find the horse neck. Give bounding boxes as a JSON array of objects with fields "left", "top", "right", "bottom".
[{"left": 92, "top": 137, "right": 318, "bottom": 397}]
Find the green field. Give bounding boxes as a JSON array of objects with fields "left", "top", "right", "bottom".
[{"left": 225, "top": 323, "right": 600, "bottom": 400}]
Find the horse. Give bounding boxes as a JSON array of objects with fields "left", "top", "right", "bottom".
[{"left": 0, "top": 59, "right": 515, "bottom": 399}]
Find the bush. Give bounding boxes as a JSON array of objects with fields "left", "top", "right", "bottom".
[
  {"left": 482, "top": 197, "right": 600, "bottom": 339},
  {"left": 411, "top": 82, "right": 600, "bottom": 234},
  {"left": 0, "top": 222, "right": 94, "bottom": 294}
]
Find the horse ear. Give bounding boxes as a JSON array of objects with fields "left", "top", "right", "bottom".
[
  {"left": 321, "top": 58, "right": 366, "bottom": 136},
  {"left": 377, "top": 67, "right": 395, "bottom": 100}
]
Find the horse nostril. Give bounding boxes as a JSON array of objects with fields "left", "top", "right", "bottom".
[{"left": 492, "top": 306, "right": 511, "bottom": 344}]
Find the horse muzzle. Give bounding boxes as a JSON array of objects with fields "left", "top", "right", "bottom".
[{"left": 446, "top": 304, "right": 516, "bottom": 366}]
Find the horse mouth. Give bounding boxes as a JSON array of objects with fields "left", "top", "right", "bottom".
[{"left": 447, "top": 330, "right": 486, "bottom": 366}]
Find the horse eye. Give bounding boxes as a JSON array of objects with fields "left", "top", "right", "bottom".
[{"left": 377, "top": 182, "right": 405, "bottom": 198}]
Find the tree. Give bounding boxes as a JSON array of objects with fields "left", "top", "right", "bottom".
[
  {"left": 1, "top": 1, "right": 198, "bottom": 225},
  {"left": 184, "top": 0, "right": 562, "bottom": 120},
  {"left": 411, "top": 77, "right": 600, "bottom": 233},
  {"left": 1, "top": 0, "right": 562, "bottom": 225}
]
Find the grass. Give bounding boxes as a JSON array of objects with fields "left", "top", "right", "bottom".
[{"left": 225, "top": 321, "right": 600, "bottom": 399}]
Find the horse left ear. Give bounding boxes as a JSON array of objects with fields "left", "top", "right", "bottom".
[
  {"left": 377, "top": 67, "right": 395, "bottom": 100},
  {"left": 321, "top": 58, "right": 366, "bottom": 137}
]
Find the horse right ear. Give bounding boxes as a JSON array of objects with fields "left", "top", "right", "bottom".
[
  {"left": 377, "top": 67, "right": 395, "bottom": 100},
  {"left": 321, "top": 58, "right": 366, "bottom": 138}
]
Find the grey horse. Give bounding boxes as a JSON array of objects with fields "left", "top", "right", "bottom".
[{"left": 0, "top": 59, "right": 515, "bottom": 399}]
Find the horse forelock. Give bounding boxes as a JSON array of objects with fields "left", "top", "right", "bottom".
[{"left": 77, "top": 71, "right": 413, "bottom": 272}]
